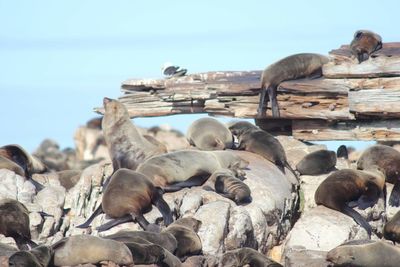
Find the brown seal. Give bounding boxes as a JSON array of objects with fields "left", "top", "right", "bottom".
[
  {"left": 350, "top": 30, "right": 382, "bottom": 63},
  {"left": 258, "top": 53, "right": 329, "bottom": 117},
  {"left": 101, "top": 97, "right": 167, "bottom": 171},
  {"left": 136, "top": 150, "right": 249, "bottom": 191},
  {"left": 384, "top": 210, "right": 400, "bottom": 243},
  {"left": 52, "top": 235, "right": 133, "bottom": 266},
  {"left": 228, "top": 121, "right": 297, "bottom": 181},
  {"left": 162, "top": 217, "right": 202, "bottom": 259},
  {"left": 186, "top": 117, "right": 233, "bottom": 150},
  {"left": 56, "top": 169, "right": 81, "bottom": 190},
  {"left": 104, "top": 230, "right": 178, "bottom": 253},
  {"left": 207, "top": 169, "right": 251, "bottom": 204},
  {"left": 77, "top": 168, "right": 173, "bottom": 231},
  {"left": 220, "top": 247, "right": 283, "bottom": 267},
  {"left": 296, "top": 149, "right": 337, "bottom": 175},
  {"left": 357, "top": 144, "right": 400, "bottom": 206},
  {"left": 327, "top": 239, "right": 399, "bottom": 267},
  {"left": 315, "top": 169, "right": 386, "bottom": 237},
  {"left": 8, "top": 245, "right": 53, "bottom": 267},
  {"left": 0, "top": 155, "right": 25, "bottom": 177},
  {"left": 0, "top": 198, "right": 36, "bottom": 249}
]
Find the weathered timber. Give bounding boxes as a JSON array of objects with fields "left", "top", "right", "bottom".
[
  {"left": 292, "top": 120, "right": 400, "bottom": 141},
  {"left": 323, "top": 42, "right": 400, "bottom": 78}
]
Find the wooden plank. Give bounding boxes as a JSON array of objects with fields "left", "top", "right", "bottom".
[
  {"left": 293, "top": 119, "right": 400, "bottom": 141},
  {"left": 349, "top": 89, "right": 400, "bottom": 116}
]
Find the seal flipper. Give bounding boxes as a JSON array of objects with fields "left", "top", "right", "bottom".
[
  {"left": 268, "top": 86, "right": 280, "bottom": 117},
  {"left": 76, "top": 204, "right": 103, "bottom": 229},
  {"left": 163, "top": 175, "right": 209, "bottom": 192},
  {"left": 257, "top": 86, "right": 269, "bottom": 118},
  {"left": 389, "top": 181, "right": 400, "bottom": 207},
  {"left": 152, "top": 187, "right": 173, "bottom": 226},
  {"left": 342, "top": 205, "right": 372, "bottom": 238},
  {"left": 96, "top": 215, "right": 133, "bottom": 232}
]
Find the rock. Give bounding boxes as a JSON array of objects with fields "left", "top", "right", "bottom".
[
  {"left": 146, "top": 125, "right": 190, "bottom": 151},
  {"left": 29, "top": 212, "right": 43, "bottom": 240},
  {"left": 74, "top": 126, "right": 109, "bottom": 161},
  {"left": 299, "top": 173, "right": 331, "bottom": 213},
  {"left": 283, "top": 206, "right": 369, "bottom": 253},
  {"left": 34, "top": 139, "right": 69, "bottom": 171},
  {"left": 35, "top": 185, "right": 66, "bottom": 209},
  {"left": 39, "top": 216, "right": 56, "bottom": 240},
  {"left": 0, "top": 234, "right": 18, "bottom": 248},
  {"left": 0, "top": 169, "right": 23, "bottom": 200},
  {"left": 18, "top": 180, "right": 36, "bottom": 204},
  {"left": 284, "top": 249, "right": 330, "bottom": 267},
  {"left": 225, "top": 206, "right": 256, "bottom": 250},
  {"left": 194, "top": 200, "right": 231, "bottom": 255},
  {"left": 32, "top": 172, "right": 61, "bottom": 187},
  {"left": 179, "top": 191, "right": 203, "bottom": 217}
]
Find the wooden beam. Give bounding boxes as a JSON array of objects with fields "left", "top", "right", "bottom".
[{"left": 292, "top": 119, "right": 400, "bottom": 141}]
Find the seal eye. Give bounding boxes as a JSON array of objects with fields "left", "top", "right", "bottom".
[{"left": 355, "top": 31, "right": 363, "bottom": 39}]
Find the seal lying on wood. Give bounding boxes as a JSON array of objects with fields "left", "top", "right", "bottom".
[{"left": 258, "top": 53, "right": 329, "bottom": 117}]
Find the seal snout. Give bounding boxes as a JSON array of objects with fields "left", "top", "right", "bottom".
[{"left": 103, "top": 97, "right": 112, "bottom": 106}]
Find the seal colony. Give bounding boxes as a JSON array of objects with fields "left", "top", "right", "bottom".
[{"left": 1, "top": 29, "right": 397, "bottom": 267}]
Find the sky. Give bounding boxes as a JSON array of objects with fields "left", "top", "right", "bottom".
[{"left": 0, "top": 0, "right": 397, "bottom": 152}]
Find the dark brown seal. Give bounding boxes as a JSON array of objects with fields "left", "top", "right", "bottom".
[
  {"left": 77, "top": 168, "right": 173, "bottom": 231},
  {"left": 162, "top": 217, "right": 202, "bottom": 259},
  {"left": 207, "top": 169, "right": 251, "bottom": 204},
  {"left": 51, "top": 235, "right": 133, "bottom": 266},
  {"left": 384, "top": 210, "right": 400, "bottom": 243},
  {"left": 228, "top": 121, "right": 297, "bottom": 181},
  {"left": 296, "top": 149, "right": 337, "bottom": 175},
  {"left": 186, "top": 117, "right": 233, "bottom": 150},
  {"left": 258, "top": 53, "right": 329, "bottom": 117},
  {"left": 327, "top": 239, "right": 399, "bottom": 267},
  {"left": 101, "top": 97, "right": 167, "bottom": 171},
  {"left": 357, "top": 144, "right": 400, "bottom": 206},
  {"left": 315, "top": 169, "right": 386, "bottom": 237},
  {"left": 220, "top": 247, "right": 283, "bottom": 267},
  {"left": 136, "top": 150, "right": 249, "bottom": 191},
  {"left": 350, "top": 30, "right": 382, "bottom": 63},
  {"left": 0, "top": 198, "right": 36, "bottom": 249},
  {"left": 9, "top": 245, "right": 53, "bottom": 267},
  {"left": 104, "top": 230, "right": 178, "bottom": 253}
]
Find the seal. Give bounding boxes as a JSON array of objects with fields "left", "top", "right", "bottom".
[
  {"left": 384, "top": 210, "right": 400, "bottom": 243},
  {"left": 296, "top": 149, "right": 337, "bottom": 175},
  {"left": 8, "top": 245, "right": 53, "bottom": 267},
  {"left": 186, "top": 117, "right": 233, "bottom": 150},
  {"left": 136, "top": 150, "right": 249, "bottom": 191},
  {"left": 122, "top": 241, "right": 166, "bottom": 265},
  {"left": 101, "top": 97, "right": 167, "bottom": 171},
  {"left": 357, "top": 144, "right": 400, "bottom": 206},
  {"left": 206, "top": 168, "right": 251, "bottom": 204},
  {"left": 258, "top": 53, "right": 329, "bottom": 117},
  {"left": 327, "top": 239, "right": 399, "bottom": 267},
  {"left": 56, "top": 169, "right": 81, "bottom": 190},
  {"left": 51, "top": 235, "right": 134, "bottom": 266},
  {"left": 77, "top": 168, "right": 173, "bottom": 231},
  {"left": 336, "top": 145, "right": 349, "bottom": 159},
  {"left": 315, "top": 169, "right": 386, "bottom": 237},
  {"left": 162, "top": 217, "right": 202, "bottom": 259},
  {"left": 104, "top": 230, "right": 178, "bottom": 253},
  {"left": 0, "top": 144, "right": 47, "bottom": 190},
  {"left": 220, "top": 247, "right": 283, "bottom": 267},
  {"left": 228, "top": 121, "right": 297, "bottom": 180},
  {"left": 0, "top": 155, "right": 25, "bottom": 177},
  {"left": 0, "top": 198, "right": 36, "bottom": 250},
  {"left": 350, "top": 30, "right": 382, "bottom": 63}
]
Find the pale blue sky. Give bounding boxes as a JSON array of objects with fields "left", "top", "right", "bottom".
[{"left": 0, "top": 0, "right": 397, "bottom": 152}]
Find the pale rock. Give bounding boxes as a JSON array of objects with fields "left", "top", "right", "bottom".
[
  {"left": 299, "top": 173, "right": 331, "bottom": 212},
  {"left": 35, "top": 185, "right": 66, "bottom": 209},
  {"left": 29, "top": 212, "right": 43, "bottom": 240},
  {"left": 0, "top": 169, "right": 22, "bottom": 200},
  {"left": 283, "top": 206, "right": 369, "bottom": 253},
  {"left": 39, "top": 216, "right": 55, "bottom": 240},
  {"left": 225, "top": 206, "right": 256, "bottom": 250},
  {"left": 246, "top": 207, "right": 267, "bottom": 252},
  {"left": 178, "top": 191, "right": 203, "bottom": 217},
  {"left": 32, "top": 172, "right": 61, "bottom": 187},
  {"left": 0, "top": 234, "right": 18, "bottom": 248},
  {"left": 194, "top": 200, "right": 231, "bottom": 255},
  {"left": 17, "top": 180, "right": 36, "bottom": 204}
]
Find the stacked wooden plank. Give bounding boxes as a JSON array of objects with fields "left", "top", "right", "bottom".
[{"left": 96, "top": 42, "right": 400, "bottom": 141}]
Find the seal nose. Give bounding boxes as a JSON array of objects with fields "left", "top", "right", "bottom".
[{"left": 103, "top": 97, "right": 112, "bottom": 106}]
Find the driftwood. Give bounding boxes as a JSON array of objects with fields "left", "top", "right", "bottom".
[{"left": 96, "top": 42, "right": 400, "bottom": 141}]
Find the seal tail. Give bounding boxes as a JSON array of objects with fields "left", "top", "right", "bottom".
[
  {"left": 342, "top": 205, "right": 372, "bottom": 238},
  {"left": 96, "top": 215, "right": 133, "bottom": 232},
  {"left": 76, "top": 204, "right": 103, "bottom": 229}
]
